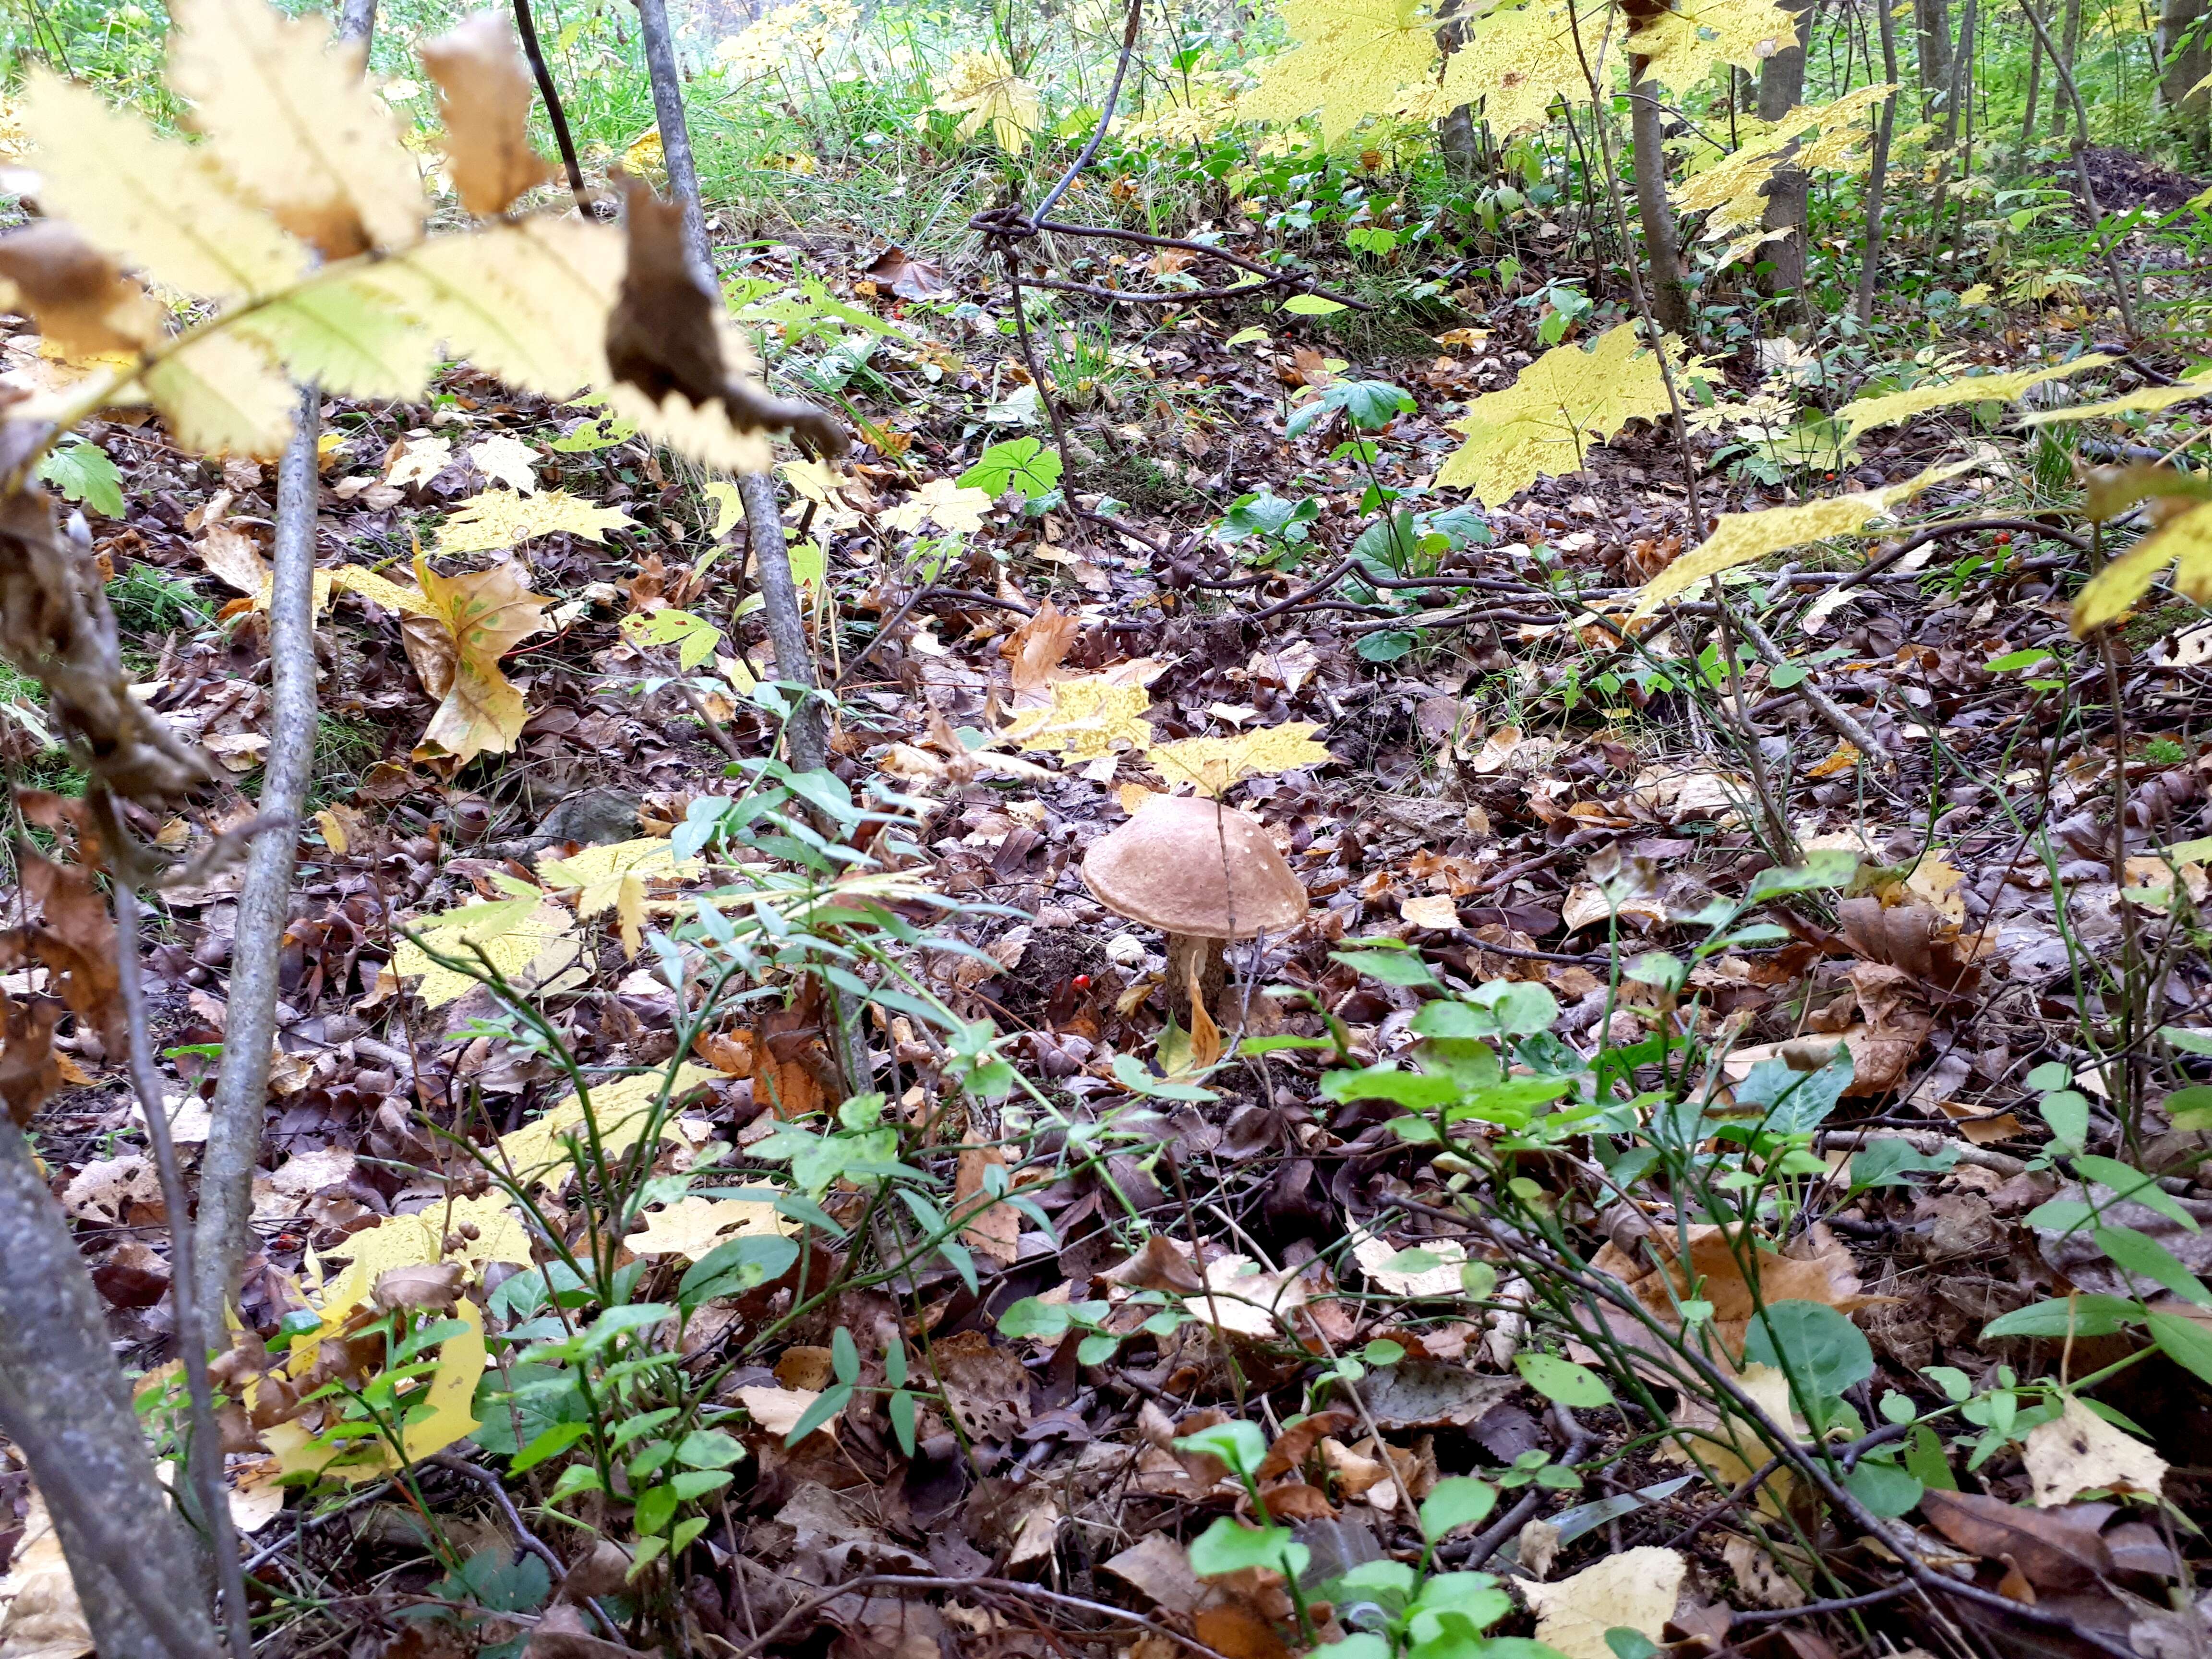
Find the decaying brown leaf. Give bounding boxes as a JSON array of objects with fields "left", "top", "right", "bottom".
[
  {"left": 954, "top": 1145, "right": 1020, "bottom": 1267},
  {"left": 1918, "top": 1489, "right": 2115, "bottom": 1590},
  {"left": 1591, "top": 1222, "right": 1876, "bottom": 1363},
  {"left": 420, "top": 12, "right": 556, "bottom": 218},
  {"left": 0, "top": 221, "right": 162, "bottom": 359}
]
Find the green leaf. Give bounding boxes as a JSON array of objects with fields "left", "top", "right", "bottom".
[
  {"left": 1110, "top": 1052, "right": 1219, "bottom": 1102},
  {"left": 1606, "top": 1632, "right": 1663, "bottom": 1659},
  {"left": 2148, "top": 1309, "right": 2212, "bottom": 1387},
  {"left": 890, "top": 1388, "right": 917, "bottom": 1456},
  {"left": 1850, "top": 1137, "right": 1960, "bottom": 1190},
  {"left": 1419, "top": 1475, "right": 1498, "bottom": 1542},
  {"left": 2040, "top": 1089, "right": 2090, "bottom": 1154},
  {"left": 1516, "top": 1352, "right": 1614, "bottom": 1408},
  {"left": 831, "top": 1326, "right": 860, "bottom": 1384},
  {"left": 671, "top": 1515, "right": 710, "bottom": 1555},
  {"left": 668, "top": 1469, "right": 733, "bottom": 1501},
  {"left": 2075, "top": 1154, "right": 2201, "bottom": 1230},
  {"left": 546, "top": 1464, "right": 604, "bottom": 1504},
  {"left": 675, "top": 1429, "right": 746, "bottom": 1469},
  {"left": 1284, "top": 294, "right": 1346, "bottom": 315},
  {"left": 783, "top": 1382, "right": 852, "bottom": 1445},
  {"left": 1743, "top": 848, "right": 1861, "bottom": 900},
  {"left": 2095, "top": 1224, "right": 2212, "bottom": 1306},
  {"left": 1187, "top": 1516, "right": 1309, "bottom": 1580},
  {"left": 678, "top": 1233, "right": 800, "bottom": 1309},
  {"left": 1842, "top": 1458, "right": 1923, "bottom": 1517},
  {"left": 509, "top": 1419, "right": 590, "bottom": 1474},
  {"left": 957, "top": 436, "right": 1062, "bottom": 502},
  {"left": 634, "top": 1484, "right": 679, "bottom": 1535},
  {"left": 2160, "top": 1026, "right": 2212, "bottom": 1058},
  {"left": 1982, "top": 1294, "right": 2144, "bottom": 1339},
  {"left": 1329, "top": 948, "right": 1440, "bottom": 987},
  {"left": 1321, "top": 1065, "right": 1462, "bottom": 1109},
  {"left": 1743, "top": 1300, "right": 1873, "bottom": 1402},
  {"left": 1173, "top": 1419, "right": 1267, "bottom": 1479},
  {"left": 2162, "top": 1084, "right": 2212, "bottom": 1131},
  {"left": 998, "top": 1297, "right": 1075, "bottom": 1341},
  {"left": 38, "top": 442, "right": 125, "bottom": 518}
]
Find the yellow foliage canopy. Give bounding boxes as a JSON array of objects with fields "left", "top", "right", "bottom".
[
  {"left": 1433, "top": 3, "right": 1587, "bottom": 135},
  {"left": 1236, "top": 0, "right": 1443, "bottom": 142},
  {"left": 1439, "top": 324, "right": 1683, "bottom": 507}
]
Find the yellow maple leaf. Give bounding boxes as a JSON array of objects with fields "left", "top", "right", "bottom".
[
  {"left": 1002, "top": 675, "right": 1155, "bottom": 758},
  {"left": 1238, "top": 0, "right": 1441, "bottom": 143},
  {"left": 1628, "top": 0, "right": 1801, "bottom": 95},
  {"left": 167, "top": 0, "right": 426, "bottom": 259},
  {"left": 1837, "top": 353, "right": 2115, "bottom": 441},
  {"left": 1434, "top": 3, "right": 1587, "bottom": 136},
  {"left": 932, "top": 50, "right": 1042, "bottom": 150},
  {"left": 392, "top": 893, "right": 581, "bottom": 1007},
  {"left": 305, "top": 1193, "right": 534, "bottom": 1325},
  {"left": 2072, "top": 500, "right": 2212, "bottom": 636},
  {"left": 468, "top": 434, "right": 541, "bottom": 493},
  {"left": 331, "top": 562, "right": 437, "bottom": 617},
  {"left": 437, "top": 486, "right": 635, "bottom": 554},
  {"left": 1149, "top": 722, "right": 1337, "bottom": 796},
  {"left": 537, "top": 836, "right": 703, "bottom": 958},
  {"left": 1675, "top": 86, "right": 1897, "bottom": 259},
  {"left": 1439, "top": 324, "right": 1681, "bottom": 506},
  {"left": 1628, "top": 460, "right": 1972, "bottom": 618},
  {"left": 386, "top": 434, "right": 453, "bottom": 488},
  {"left": 629, "top": 1195, "right": 792, "bottom": 1260},
  {"left": 493, "top": 1065, "right": 715, "bottom": 1191},
  {"left": 883, "top": 477, "right": 991, "bottom": 536},
  {"left": 21, "top": 70, "right": 309, "bottom": 303},
  {"left": 2020, "top": 369, "right": 2212, "bottom": 426}
]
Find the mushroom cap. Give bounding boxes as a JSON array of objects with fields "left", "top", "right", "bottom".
[{"left": 1081, "top": 794, "right": 1308, "bottom": 940}]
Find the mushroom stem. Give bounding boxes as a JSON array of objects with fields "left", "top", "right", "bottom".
[{"left": 1165, "top": 934, "right": 1226, "bottom": 1023}]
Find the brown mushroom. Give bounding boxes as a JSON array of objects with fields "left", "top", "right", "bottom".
[{"left": 1081, "top": 793, "right": 1308, "bottom": 1020}]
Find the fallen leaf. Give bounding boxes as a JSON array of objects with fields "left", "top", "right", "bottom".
[
  {"left": 436, "top": 486, "right": 632, "bottom": 554},
  {"left": 1523, "top": 1546, "right": 1686, "bottom": 1659},
  {"left": 2022, "top": 1395, "right": 2166, "bottom": 1507},
  {"left": 864, "top": 245, "right": 949, "bottom": 299},
  {"left": 628, "top": 1195, "right": 789, "bottom": 1261},
  {"left": 1400, "top": 893, "right": 1461, "bottom": 930},
  {"left": 0, "top": 1492, "right": 93, "bottom": 1659},
  {"left": 1003, "top": 600, "right": 1078, "bottom": 691},
  {"left": 385, "top": 433, "right": 452, "bottom": 488},
  {"left": 466, "top": 433, "right": 541, "bottom": 493},
  {"left": 1102, "top": 1532, "right": 1207, "bottom": 1614},
  {"left": 955, "top": 1145, "right": 1020, "bottom": 1267},
  {"left": 1353, "top": 1235, "right": 1473, "bottom": 1299},
  {"left": 1918, "top": 1489, "right": 2114, "bottom": 1590},
  {"left": 537, "top": 835, "right": 702, "bottom": 957},
  {"left": 402, "top": 555, "right": 552, "bottom": 763}
]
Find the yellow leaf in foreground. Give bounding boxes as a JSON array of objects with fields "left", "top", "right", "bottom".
[
  {"left": 2072, "top": 500, "right": 2212, "bottom": 635},
  {"left": 1434, "top": 3, "right": 1586, "bottom": 137},
  {"left": 1836, "top": 353, "right": 2115, "bottom": 441},
  {"left": 493, "top": 1065, "right": 715, "bottom": 1190},
  {"left": 1236, "top": 0, "right": 1438, "bottom": 143},
  {"left": 629, "top": 1195, "right": 792, "bottom": 1260},
  {"left": 603, "top": 383, "right": 776, "bottom": 476},
  {"left": 1004, "top": 675, "right": 1155, "bottom": 758},
  {"left": 2020, "top": 369, "right": 2212, "bottom": 425},
  {"left": 1149, "top": 721, "right": 1335, "bottom": 795},
  {"left": 22, "top": 70, "right": 308, "bottom": 303},
  {"left": 391, "top": 894, "right": 579, "bottom": 1007},
  {"left": 167, "top": 0, "right": 425, "bottom": 258},
  {"left": 230, "top": 267, "right": 440, "bottom": 401},
  {"left": 1628, "top": 460, "right": 1970, "bottom": 618},
  {"left": 1439, "top": 324, "right": 1681, "bottom": 507},
  {"left": 138, "top": 330, "right": 297, "bottom": 458},
  {"left": 438, "top": 486, "right": 633, "bottom": 554},
  {"left": 420, "top": 12, "right": 556, "bottom": 218},
  {"left": 1628, "top": 0, "right": 1802, "bottom": 94},
  {"left": 1523, "top": 1547, "right": 1686, "bottom": 1659}
]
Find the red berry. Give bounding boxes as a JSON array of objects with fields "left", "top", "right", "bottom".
[{"left": 1071, "top": 974, "right": 1092, "bottom": 991}]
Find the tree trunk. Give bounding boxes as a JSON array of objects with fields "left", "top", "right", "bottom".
[
  {"left": 1856, "top": 0, "right": 1904, "bottom": 320},
  {"left": 1915, "top": 0, "right": 1956, "bottom": 120},
  {"left": 2157, "top": 0, "right": 2212, "bottom": 159},
  {"left": 0, "top": 1123, "right": 221, "bottom": 1659},
  {"left": 1755, "top": 0, "right": 1814, "bottom": 304},
  {"left": 1628, "top": 57, "right": 1694, "bottom": 335}
]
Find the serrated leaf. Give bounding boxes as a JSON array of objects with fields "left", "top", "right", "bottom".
[
  {"left": 1149, "top": 721, "right": 1335, "bottom": 795},
  {"left": 438, "top": 487, "right": 635, "bottom": 555},
  {"left": 1835, "top": 354, "right": 2116, "bottom": 442},
  {"left": 1627, "top": 0, "right": 1803, "bottom": 93},
  {"left": 956, "top": 436, "right": 1061, "bottom": 500},
  {"left": 421, "top": 12, "right": 556, "bottom": 218},
  {"left": 22, "top": 69, "right": 309, "bottom": 302},
  {"left": 1434, "top": 2, "right": 1587, "bottom": 135},
  {"left": 2072, "top": 500, "right": 2212, "bottom": 636},
  {"left": 37, "top": 442, "right": 125, "bottom": 518},
  {"left": 629, "top": 1195, "right": 791, "bottom": 1262},
  {"left": 167, "top": 0, "right": 425, "bottom": 259},
  {"left": 931, "top": 49, "right": 1041, "bottom": 149},
  {"left": 1002, "top": 674, "right": 1154, "bottom": 758},
  {"left": 1628, "top": 460, "right": 1971, "bottom": 618},
  {"left": 1438, "top": 325, "right": 1682, "bottom": 507},
  {"left": 139, "top": 329, "right": 297, "bottom": 458},
  {"left": 883, "top": 476, "right": 992, "bottom": 535},
  {"left": 468, "top": 434, "right": 541, "bottom": 493},
  {"left": 230, "top": 266, "right": 440, "bottom": 400},
  {"left": 1235, "top": 0, "right": 1440, "bottom": 143}
]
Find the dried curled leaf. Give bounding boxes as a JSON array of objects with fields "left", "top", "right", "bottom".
[
  {"left": 0, "top": 222, "right": 162, "bottom": 359},
  {"left": 421, "top": 11, "right": 557, "bottom": 218},
  {"left": 398, "top": 556, "right": 552, "bottom": 762},
  {"left": 1439, "top": 324, "right": 1683, "bottom": 507},
  {"left": 167, "top": 0, "right": 425, "bottom": 258},
  {"left": 437, "top": 486, "right": 635, "bottom": 555},
  {"left": 1629, "top": 460, "right": 1971, "bottom": 618}
]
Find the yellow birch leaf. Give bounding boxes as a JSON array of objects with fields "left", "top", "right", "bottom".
[
  {"left": 1629, "top": 460, "right": 1971, "bottom": 618},
  {"left": 1434, "top": 3, "right": 1588, "bottom": 136},
  {"left": 229, "top": 268, "right": 440, "bottom": 401},
  {"left": 2072, "top": 500, "right": 2212, "bottom": 636},
  {"left": 1238, "top": 0, "right": 1440, "bottom": 142},
  {"left": 493, "top": 1065, "right": 714, "bottom": 1191},
  {"left": 1149, "top": 721, "right": 1336, "bottom": 795},
  {"left": 391, "top": 894, "right": 579, "bottom": 1007},
  {"left": 138, "top": 329, "right": 296, "bottom": 458},
  {"left": 1002, "top": 675, "right": 1154, "bottom": 758},
  {"left": 437, "top": 487, "right": 635, "bottom": 554},
  {"left": 167, "top": 0, "right": 426, "bottom": 259},
  {"left": 409, "top": 555, "right": 552, "bottom": 761},
  {"left": 1837, "top": 353, "right": 2116, "bottom": 441},
  {"left": 21, "top": 70, "right": 309, "bottom": 303},
  {"left": 360, "top": 217, "right": 623, "bottom": 399},
  {"left": 1439, "top": 324, "right": 1680, "bottom": 506}
]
